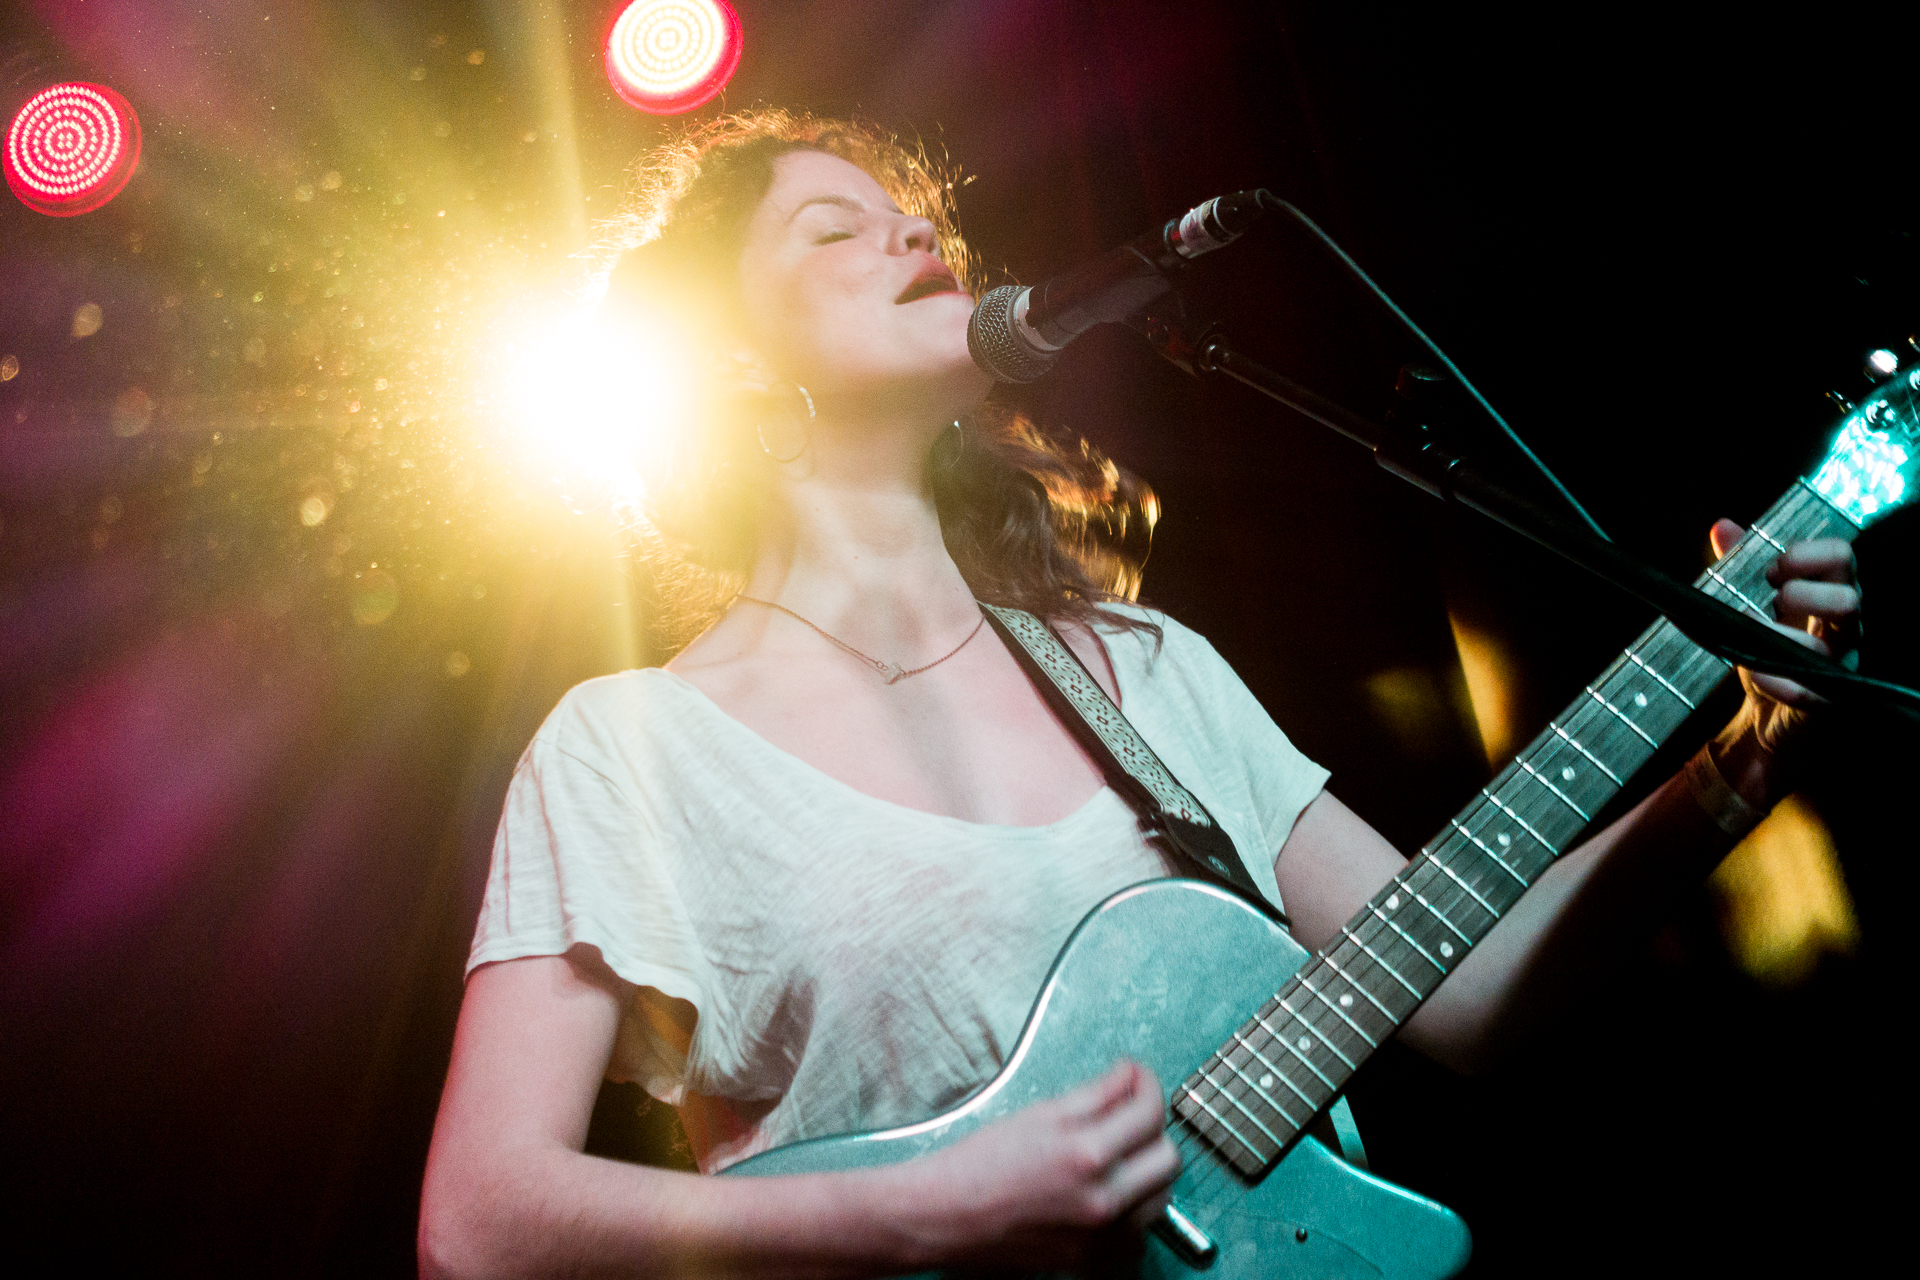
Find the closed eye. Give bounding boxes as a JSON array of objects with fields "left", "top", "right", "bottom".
[{"left": 814, "top": 230, "right": 854, "bottom": 245}]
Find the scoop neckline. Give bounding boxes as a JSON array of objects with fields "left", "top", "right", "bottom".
[{"left": 638, "top": 666, "right": 1130, "bottom": 838}]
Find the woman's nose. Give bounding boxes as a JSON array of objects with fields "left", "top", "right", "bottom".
[{"left": 891, "top": 213, "right": 938, "bottom": 255}]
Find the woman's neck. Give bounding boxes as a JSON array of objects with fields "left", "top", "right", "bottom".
[{"left": 741, "top": 408, "right": 978, "bottom": 644}]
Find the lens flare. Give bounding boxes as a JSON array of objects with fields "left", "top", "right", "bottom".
[
  {"left": 604, "top": 0, "right": 743, "bottom": 115},
  {"left": 498, "top": 298, "right": 694, "bottom": 505},
  {"left": 5, "top": 82, "right": 142, "bottom": 217}
]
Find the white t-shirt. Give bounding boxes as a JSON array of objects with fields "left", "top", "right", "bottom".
[{"left": 468, "top": 611, "right": 1329, "bottom": 1171}]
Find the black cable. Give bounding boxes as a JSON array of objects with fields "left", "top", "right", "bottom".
[{"left": 1252, "top": 191, "right": 1612, "bottom": 542}]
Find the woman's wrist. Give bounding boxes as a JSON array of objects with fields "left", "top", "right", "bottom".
[{"left": 1701, "top": 716, "right": 1782, "bottom": 824}]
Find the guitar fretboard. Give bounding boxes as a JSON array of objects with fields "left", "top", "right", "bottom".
[{"left": 1173, "top": 481, "right": 1861, "bottom": 1177}]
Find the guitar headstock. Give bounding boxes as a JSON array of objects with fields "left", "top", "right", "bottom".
[{"left": 1807, "top": 365, "right": 1919, "bottom": 529}]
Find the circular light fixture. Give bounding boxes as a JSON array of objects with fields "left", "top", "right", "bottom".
[
  {"left": 604, "top": 0, "right": 742, "bottom": 115},
  {"left": 4, "top": 82, "right": 142, "bottom": 217}
]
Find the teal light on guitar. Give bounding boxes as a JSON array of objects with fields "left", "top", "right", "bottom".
[{"left": 724, "top": 367, "right": 1920, "bottom": 1278}]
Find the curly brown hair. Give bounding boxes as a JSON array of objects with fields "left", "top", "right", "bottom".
[{"left": 594, "top": 109, "right": 1159, "bottom": 653}]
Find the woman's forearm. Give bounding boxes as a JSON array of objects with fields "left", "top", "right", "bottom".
[
  {"left": 419, "top": 1140, "right": 936, "bottom": 1280},
  {"left": 1401, "top": 753, "right": 1749, "bottom": 1073}
]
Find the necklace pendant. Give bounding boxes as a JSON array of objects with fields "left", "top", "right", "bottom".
[{"left": 879, "top": 661, "right": 904, "bottom": 684}]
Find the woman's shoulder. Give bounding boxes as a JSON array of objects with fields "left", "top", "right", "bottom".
[
  {"left": 532, "top": 667, "right": 702, "bottom": 761},
  {"left": 1087, "top": 602, "right": 1215, "bottom": 669}
]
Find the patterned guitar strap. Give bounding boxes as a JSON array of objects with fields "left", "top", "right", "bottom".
[{"left": 980, "top": 604, "right": 1287, "bottom": 927}]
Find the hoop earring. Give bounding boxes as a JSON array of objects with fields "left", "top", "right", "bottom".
[
  {"left": 756, "top": 383, "right": 815, "bottom": 464},
  {"left": 931, "top": 418, "right": 965, "bottom": 472}
]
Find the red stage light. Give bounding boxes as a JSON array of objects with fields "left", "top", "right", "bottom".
[
  {"left": 5, "top": 82, "right": 142, "bottom": 217},
  {"left": 604, "top": 0, "right": 742, "bottom": 115}
]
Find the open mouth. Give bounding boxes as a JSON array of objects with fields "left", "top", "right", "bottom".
[{"left": 895, "top": 264, "right": 962, "bottom": 304}]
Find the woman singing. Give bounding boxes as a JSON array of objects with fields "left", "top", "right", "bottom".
[{"left": 419, "top": 112, "right": 1859, "bottom": 1278}]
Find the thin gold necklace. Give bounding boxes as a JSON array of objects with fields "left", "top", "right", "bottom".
[{"left": 734, "top": 596, "right": 987, "bottom": 685}]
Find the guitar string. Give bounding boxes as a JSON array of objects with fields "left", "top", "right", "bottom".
[{"left": 1162, "top": 491, "right": 1835, "bottom": 1191}]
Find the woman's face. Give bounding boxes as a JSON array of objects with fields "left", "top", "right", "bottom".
[{"left": 734, "top": 150, "right": 988, "bottom": 411}]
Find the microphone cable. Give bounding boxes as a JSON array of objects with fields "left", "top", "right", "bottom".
[{"left": 1251, "top": 190, "right": 1611, "bottom": 542}]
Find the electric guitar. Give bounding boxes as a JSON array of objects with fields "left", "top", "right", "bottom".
[{"left": 724, "top": 369, "right": 1919, "bottom": 1277}]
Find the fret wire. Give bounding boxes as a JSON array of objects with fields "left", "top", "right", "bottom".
[
  {"left": 1623, "top": 648, "right": 1697, "bottom": 709},
  {"left": 1184, "top": 478, "right": 1872, "bottom": 1182},
  {"left": 1728, "top": 539, "right": 1786, "bottom": 600},
  {"left": 1330, "top": 924, "right": 1424, "bottom": 1008},
  {"left": 1344, "top": 921, "right": 1423, "bottom": 996},
  {"left": 1479, "top": 788, "right": 1560, "bottom": 858},
  {"left": 1296, "top": 969, "right": 1380, "bottom": 1048},
  {"left": 1318, "top": 952, "right": 1403, "bottom": 1025},
  {"left": 1702, "top": 567, "right": 1771, "bottom": 621},
  {"left": 1364, "top": 907, "right": 1447, "bottom": 978},
  {"left": 1423, "top": 860, "right": 1498, "bottom": 929},
  {"left": 1559, "top": 694, "right": 1644, "bottom": 770},
  {"left": 1197, "top": 1062, "right": 1284, "bottom": 1152},
  {"left": 1227, "top": 1029, "right": 1315, "bottom": 1115},
  {"left": 1215, "top": 1052, "right": 1297, "bottom": 1134},
  {"left": 1253, "top": 1007, "right": 1340, "bottom": 1090},
  {"left": 1517, "top": 759, "right": 1591, "bottom": 822},
  {"left": 1447, "top": 818, "right": 1530, "bottom": 886},
  {"left": 1180, "top": 1086, "right": 1260, "bottom": 1165},
  {"left": 1412, "top": 888, "right": 1476, "bottom": 947},
  {"left": 1277, "top": 997, "right": 1357, "bottom": 1071},
  {"left": 1797, "top": 478, "right": 1861, "bottom": 532},
  {"left": 1559, "top": 689, "right": 1638, "bottom": 752},
  {"left": 1585, "top": 686, "right": 1658, "bottom": 747},
  {"left": 1549, "top": 721, "right": 1623, "bottom": 785}
]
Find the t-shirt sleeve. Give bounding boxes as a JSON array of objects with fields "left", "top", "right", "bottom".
[
  {"left": 1107, "top": 613, "right": 1330, "bottom": 914},
  {"left": 1187, "top": 630, "right": 1331, "bottom": 859},
  {"left": 467, "top": 722, "right": 709, "bottom": 1105}
]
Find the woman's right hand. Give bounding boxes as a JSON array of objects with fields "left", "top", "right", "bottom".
[{"left": 898, "top": 1060, "right": 1182, "bottom": 1273}]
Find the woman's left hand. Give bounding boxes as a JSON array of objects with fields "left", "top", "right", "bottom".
[{"left": 1708, "top": 517, "right": 1861, "bottom": 793}]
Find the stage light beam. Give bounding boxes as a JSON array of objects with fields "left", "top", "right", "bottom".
[
  {"left": 498, "top": 301, "right": 694, "bottom": 505},
  {"left": 604, "top": 0, "right": 743, "bottom": 115},
  {"left": 5, "top": 82, "right": 142, "bottom": 217}
]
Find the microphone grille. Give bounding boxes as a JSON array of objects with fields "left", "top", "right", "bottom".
[{"left": 967, "top": 285, "right": 1056, "bottom": 384}]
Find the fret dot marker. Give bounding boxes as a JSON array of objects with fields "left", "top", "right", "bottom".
[
  {"left": 1439, "top": 942, "right": 1455, "bottom": 958},
  {"left": 1561, "top": 765, "right": 1577, "bottom": 781},
  {"left": 1339, "top": 993, "right": 1354, "bottom": 1008},
  {"left": 1386, "top": 894, "right": 1400, "bottom": 909},
  {"left": 1497, "top": 832, "right": 1511, "bottom": 846},
  {"left": 1297, "top": 1036, "right": 1313, "bottom": 1051},
  {"left": 1634, "top": 692, "right": 1649, "bottom": 707},
  {"left": 1259, "top": 1072, "right": 1274, "bottom": 1090}
]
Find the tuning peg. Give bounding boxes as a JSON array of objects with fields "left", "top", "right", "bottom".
[{"left": 1827, "top": 390, "right": 1856, "bottom": 414}]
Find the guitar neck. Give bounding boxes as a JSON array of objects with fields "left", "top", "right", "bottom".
[{"left": 1174, "top": 481, "right": 1863, "bottom": 1178}]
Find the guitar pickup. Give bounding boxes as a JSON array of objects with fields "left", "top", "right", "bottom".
[{"left": 1150, "top": 1199, "right": 1217, "bottom": 1266}]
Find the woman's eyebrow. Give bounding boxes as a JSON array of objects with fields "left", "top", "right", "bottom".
[
  {"left": 785, "top": 194, "right": 865, "bottom": 223},
  {"left": 784, "top": 194, "right": 908, "bottom": 223}
]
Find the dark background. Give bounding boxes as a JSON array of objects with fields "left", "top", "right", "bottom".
[{"left": 2, "top": 1, "right": 1914, "bottom": 1274}]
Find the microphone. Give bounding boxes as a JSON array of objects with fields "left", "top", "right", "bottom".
[{"left": 967, "top": 190, "right": 1267, "bottom": 383}]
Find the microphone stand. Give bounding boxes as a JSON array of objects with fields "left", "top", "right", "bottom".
[{"left": 1123, "top": 304, "right": 1920, "bottom": 727}]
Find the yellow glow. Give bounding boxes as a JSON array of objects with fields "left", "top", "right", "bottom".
[
  {"left": 494, "top": 296, "right": 693, "bottom": 507},
  {"left": 1448, "top": 613, "right": 1516, "bottom": 767},
  {"left": 350, "top": 568, "right": 399, "bottom": 625},
  {"left": 1710, "top": 795, "right": 1859, "bottom": 985}
]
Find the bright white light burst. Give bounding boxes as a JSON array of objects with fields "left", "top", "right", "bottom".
[{"left": 497, "top": 300, "right": 692, "bottom": 507}]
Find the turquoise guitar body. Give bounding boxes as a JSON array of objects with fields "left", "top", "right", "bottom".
[{"left": 725, "top": 877, "right": 1472, "bottom": 1278}]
